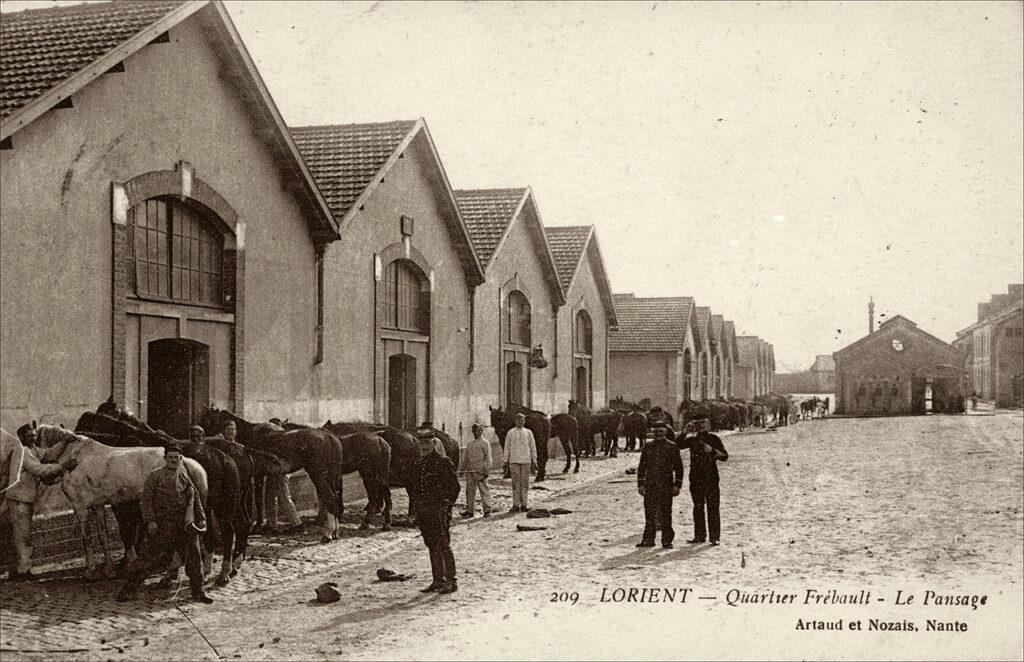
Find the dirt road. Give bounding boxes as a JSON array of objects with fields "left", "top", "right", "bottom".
[{"left": 4, "top": 413, "right": 1022, "bottom": 660}]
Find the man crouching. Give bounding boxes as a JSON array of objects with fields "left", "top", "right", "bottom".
[
  {"left": 413, "top": 427, "right": 461, "bottom": 595},
  {"left": 117, "top": 442, "right": 212, "bottom": 604}
]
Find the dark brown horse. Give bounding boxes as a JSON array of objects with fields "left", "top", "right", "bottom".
[
  {"left": 201, "top": 407, "right": 345, "bottom": 543},
  {"left": 567, "top": 400, "right": 594, "bottom": 457},
  {"left": 622, "top": 410, "right": 648, "bottom": 452},
  {"left": 590, "top": 408, "right": 622, "bottom": 457},
  {"left": 549, "top": 413, "right": 580, "bottom": 474},
  {"left": 489, "top": 405, "right": 552, "bottom": 481},
  {"left": 324, "top": 420, "right": 457, "bottom": 524},
  {"left": 281, "top": 421, "right": 393, "bottom": 531}
]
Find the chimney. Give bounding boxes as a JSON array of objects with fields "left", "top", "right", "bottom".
[
  {"left": 978, "top": 302, "right": 990, "bottom": 322},
  {"left": 868, "top": 297, "right": 875, "bottom": 334}
]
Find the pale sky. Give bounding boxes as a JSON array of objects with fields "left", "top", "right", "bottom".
[{"left": 5, "top": 1, "right": 1023, "bottom": 372}]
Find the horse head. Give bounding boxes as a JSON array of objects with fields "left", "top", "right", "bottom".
[{"left": 36, "top": 424, "right": 84, "bottom": 462}]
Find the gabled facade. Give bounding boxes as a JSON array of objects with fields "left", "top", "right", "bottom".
[
  {"left": 0, "top": 0, "right": 337, "bottom": 432},
  {"left": 954, "top": 284, "right": 1023, "bottom": 407},
  {"left": 292, "top": 119, "right": 485, "bottom": 436},
  {"left": 608, "top": 294, "right": 698, "bottom": 411},
  {"left": 456, "top": 188, "right": 565, "bottom": 416},
  {"left": 722, "top": 320, "right": 738, "bottom": 398},
  {"left": 834, "top": 315, "right": 967, "bottom": 415},
  {"left": 710, "top": 314, "right": 725, "bottom": 398},
  {"left": 693, "top": 307, "right": 712, "bottom": 400},
  {"left": 545, "top": 226, "right": 617, "bottom": 410},
  {"left": 735, "top": 335, "right": 774, "bottom": 399}
]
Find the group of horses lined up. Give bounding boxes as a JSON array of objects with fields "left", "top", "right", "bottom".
[{"left": 23, "top": 399, "right": 460, "bottom": 585}]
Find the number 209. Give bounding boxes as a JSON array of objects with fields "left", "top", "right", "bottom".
[{"left": 550, "top": 591, "right": 579, "bottom": 605}]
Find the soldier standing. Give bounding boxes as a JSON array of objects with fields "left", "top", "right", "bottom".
[
  {"left": 681, "top": 416, "right": 728, "bottom": 545},
  {"left": 413, "top": 428, "right": 461, "bottom": 594},
  {"left": 4, "top": 424, "right": 77, "bottom": 580},
  {"left": 636, "top": 422, "right": 684, "bottom": 548},
  {"left": 117, "top": 442, "right": 212, "bottom": 603}
]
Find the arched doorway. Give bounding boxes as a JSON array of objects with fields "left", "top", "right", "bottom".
[
  {"left": 502, "top": 289, "right": 532, "bottom": 408},
  {"left": 147, "top": 338, "right": 209, "bottom": 438},
  {"left": 388, "top": 353, "right": 418, "bottom": 429},
  {"left": 700, "top": 352, "right": 709, "bottom": 400},
  {"left": 377, "top": 257, "right": 431, "bottom": 429},
  {"left": 506, "top": 360, "right": 525, "bottom": 408},
  {"left": 574, "top": 365, "right": 589, "bottom": 407},
  {"left": 573, "top": 310, "right": 593, "bottom": 407}
]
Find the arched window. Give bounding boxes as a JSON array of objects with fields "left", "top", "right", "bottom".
[
  {"left": 127, "top": 198, "right": 223, "bottom": 305},
  {"left": 381, "top": 259, "right": 428, "bottom": 333},
  {"left": 575, "top": 310, "right": 592, "bottom": 355},
  {"left": 505, "top": 290, "right": 531, "bottom": 346}
]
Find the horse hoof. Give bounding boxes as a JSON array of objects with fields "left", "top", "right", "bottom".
[
  {"left": 358, "top": 522, "right": 369, "bottom": 531},
  {"left": 215, "top": 574, "right": 230, "bottom": 587},
  {"left": 574, "top": 468, "right": 580, "bottom": 473},
  {"left": 320, "top": 535, "right": 333, "bottom": 544},
  {"left": 382, "top": 524, "right": 391, "bottom": 532}
]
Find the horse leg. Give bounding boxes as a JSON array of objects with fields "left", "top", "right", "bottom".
[
  {"left": 95, "top": 507, "right": 116, "bottom": 579},
  {"left": 380, "top": 482, "right": 392, "bottom": 532},
  {"left": 358, "top": 471, "right": 375, "bottom": 531},
  {"left": 77, "top": 508, "right": 98, "bottom": 580},
  {"left": 311, "top": 473, "right": 338, "bottom": 543},
  {"left": 561, "top": 439, "right": 571, "bottom": 474},
  {"left": 573, "top": 440, "right": 581, "bottom": 473},
  {"left": 215, "top": 512, "right": 235, "bottom": 586}
]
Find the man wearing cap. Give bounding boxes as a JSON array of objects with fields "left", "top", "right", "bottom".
[
  {"left": 117, "top": 442, "right": 212, "bottom": 603},
  {"left": 461, "top": 423, "right": 493, "bottom": 518},
  {"left": 636, "top": 422, "right": 684, "bottom": 548},
  {"left": 412, "top": 427, "right": 461, "bottom": 594},
  {"left": 4, "top": 423, "right": 77, "bottom": 580},
  {"left": 502, "top": 413, "right": 537, "bottom": 513},
  {"left": 188, "top": 425, "right": 206, "bottom": 446},
  {"left": 680, "top": 417, "right": 728, "bottom": 545}
]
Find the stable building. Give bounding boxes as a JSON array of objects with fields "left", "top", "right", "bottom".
[
  {"left": 834, "top": 315, "right": 967, "bottom": 415},
  {"left": 544, "top": 226, "right": 617, "bottom": 410},
  {"left": 608, "top": 294, "right": 699, "bottom": 411},
  {"left": 693, "top": 307, "right": 713, "bottom": 399},
  {"left": 291, "top": 120, "right": 485, "bottom": 436},
  {"left": 455, "top": 188, "right": 566, "bottom": 416},
  {"left": 722, "top": 320, "right": 739, "bottom": 398},
  {"left": 0, "top": 0, "right": 338, "bottom": 434},
  {"left": 954, "top": 284, "right": 1023, "bottom": 407},
  {"left": 735, "top": 335, "right": 775, "bottom": 399}
]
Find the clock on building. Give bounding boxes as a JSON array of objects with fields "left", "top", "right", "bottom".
[{"left": 891, "top": 339, "right": 904, "bottom": 352}]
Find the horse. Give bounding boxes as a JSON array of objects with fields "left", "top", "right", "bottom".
[
  {"left": 35, "top": 425, "right": 210, "bottom": 580},
  {"left": 567, "top": 400, "right": 594, "bottom": 457},
  {"left": 75, "top": 410, "right": 243, "bottom": 586},
  {"left": 489, "top": 405, "right": 552, "bottom": 481},
  {"left": 282, "top": 420, "right": 393, "bottom": 531},
  {"left": 622, "top": 410, "right": 648, "bottom": 452},
  {"left": 549, "top": 413, "right": 580, "bottom": 474},
  {"left": 200, "top": 407, "right": 345, "bottom": 543},
  {"left": 590, "top": 408, "right": 622, "bottom": 456},
  {"left": 708, "top": 401, "right": 733, "bottom": 431}
]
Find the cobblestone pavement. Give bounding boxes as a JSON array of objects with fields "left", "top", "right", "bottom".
[{"left": 0, "top": 453, "right": 638, "bottom": 660}]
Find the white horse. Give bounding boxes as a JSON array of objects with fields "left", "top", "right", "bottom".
[{"left": 36, "top": 425, "right": 208, "bottom": 580}]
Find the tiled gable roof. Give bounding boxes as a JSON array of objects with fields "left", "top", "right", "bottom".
[
  {"left": 544, "top": 226, "right": 591, "bottom": 290},
  {"left": 710, "top": 314, "right": 724, "bottom": 351},
  {"left": 810, "top": 354, "right": 836, "bottom": 372},
  {"left": 609, "top": 294, "right": 694, "bottom": 352},
  {"left": 454, "top": 188, "right": 526, "bottom": 267},
  {"left": 291, "top": 121, "right": 418, "bottom": 220},
  {"left": 723, "top": 320, "right": 738, "bottom": 357},
  {"left": 694, "top": 307, "right": 711, "bottom": 347},
  {"left": 736, "top": 336, "right": 762, "bottom": 366},
  {"left": 0, "top": 0, "right": 187, "bottom": 120}
]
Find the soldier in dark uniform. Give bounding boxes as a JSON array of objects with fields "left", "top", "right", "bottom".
[
  {"left": 636, "top": 422, "right": 684, "bottom": 549},
  {"left": 412, "top": 427, "right": 461, "bottom": 594},
  {"left": 680, "top": 416, "right": 728, "bottom": 545},
  {"left": 116, "top": 442, "right": 212, "bottom": 603}
]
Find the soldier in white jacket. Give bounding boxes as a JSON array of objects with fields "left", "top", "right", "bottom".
[{"left": 501, "top": 414, "right": 537, "bottom": 512}]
